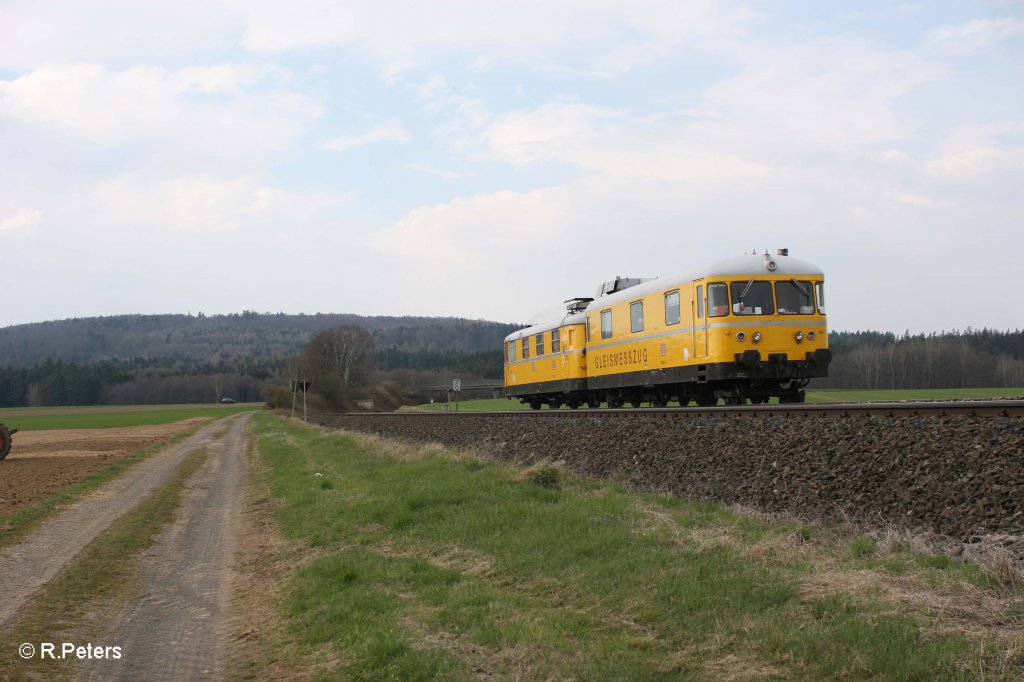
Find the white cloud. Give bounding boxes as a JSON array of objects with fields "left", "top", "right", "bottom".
[
  {"left": 404, "top": 162, "right": 467, "bottom": 181},
  {"left": 926, "top": 16, "right": 1024, "bottom": 53},
  {"left": 0, "top": 0, "right": 237, "bottom": 70},
  {"left": 324, "top": 120, "right": 412, "bottom": 152},
  {"left": 0, "top": 63, "right": 318, "bottom": 160},
  {"left": 93, "top": 174, "right": 339, "bottom": 233},
  {"left": 235, "top": 0, "right": 740, "bottom": 67},
  {"left": 0, "top": 208, "right": 42, "bottom": 233},
  {"left": 483, "top": 103, "right": 768, "bottom": 181}
]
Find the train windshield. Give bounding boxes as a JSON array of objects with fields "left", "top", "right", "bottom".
[
  {"left": 775, "top": 279, "right": 815, "bottom": 314},
  {"left": 730, "top": 280, "right": 775, "bottom": 315}
]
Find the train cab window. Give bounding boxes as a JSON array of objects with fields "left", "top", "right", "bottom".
[
  {"left": 815, "top": 282, "right": 826, "bottom": 314},
  {"left": 551, "top": 329, "right": 561, "bottom": 353},
  {"left": 708, "top": 283, "right": 729, "bottom": 317},
  {"left": 536, "top": 334, "right": 544, "bottom": 356},
  {"left": 730, "top": 280, "right": 775, "bottom": 315},
  {"left": 521, "top": 338, "right": 529, "bottom": 359},
  {"left": 600, "top": 310, "right": 613, "bottom": 339},
  {"left": 665, "top": 291, "right": 680, "bottom": 325},
  {"left": 776, "top": 279, "right": 815, "bottom": 314},
  {"left": 630, "top": 301, "right": 644, "bottom": 333},
  {"left": 508, "top": 341, "right": 516, "bottom": 362}
]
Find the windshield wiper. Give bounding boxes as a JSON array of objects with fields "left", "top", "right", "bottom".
[
  {"left": 791, "top": 279, "right": 810, "bottom": 297},
  {"left": 739, "top": 279, "right": 754, "bottom": 301}
]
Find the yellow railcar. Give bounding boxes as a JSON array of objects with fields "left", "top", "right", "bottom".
[
  {"left": 584, "top": 251, "right": 829, "bottom": 406},
  {"left": 503, "top": 305, "right": 590, "bottom": 409},
  {"left": 504, "top": 251, "right": 831, "bottom": 408}
]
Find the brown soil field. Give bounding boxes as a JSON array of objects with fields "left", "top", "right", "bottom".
[{"left": 0, "top": 419, "right": 208, "bottom": 515}]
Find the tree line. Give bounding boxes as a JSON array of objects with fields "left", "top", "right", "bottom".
[
  {"left": 1, "top": 327, "right": 1022, "bottom": 408},
  {"left": 820, "top": 329, "right": 1024, "bottom": 390}
]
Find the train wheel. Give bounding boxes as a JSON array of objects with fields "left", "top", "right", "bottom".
[
  {"left": 547, "top": 398, "right": 562, "bottom": 410},
  {"left": 629, "top": 396, "right": 643, "bottom": 408},
  {"left": 749, "top": 395, "right": 767, "bottom": 405},
  {"left": 609, "top": 397, "right": 624, "bottom": 408},
  {"left": 697, "top": 395, "right": 717, "bottom": 407},
  {"left": 587, "top": 399, "right": 601, "bottom": 409},
  {"left": 568, "top": 399, "right": 581, "bottom": 409},
  {"left": 652, "top": 396, "right": 668, "bottom": 408},
  {"left": 529, "top": 398, "right": 542, "bottom": 410},
  {"left": 0, "top": 424, "right": 11, "bottom": 461}
]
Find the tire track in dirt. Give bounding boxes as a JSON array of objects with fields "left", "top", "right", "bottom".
[
  {"left": 0, "top": 416, "right": 246, "bottom": 628},
  {"left": 79, "top": 414, "right": 249, "bottom": 681}
]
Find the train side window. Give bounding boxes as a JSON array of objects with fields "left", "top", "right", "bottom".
[
  {"left": 708, "top": 283, "right": 729, "bottom": 317},
  {"left": 521, "top": 338, "right": 529, "bottom": 359},
  {"left": 508, "top": 341, "right": 516, "bottom": 362},
  {"left": 551, "top": 329, "right": 561, "bottom": 353},
  {"left": 586, "top": 317, "right": 591, "bottom": 342},
  {"left": 536, "top": 333, "right": 544, "bottom": 356},
  {"left": 816, "top": 282, "right": 826, "bottom": 313},
  {"left": 601, "top": 310, "right": 613, "bottom": 339},
  {"left": 696, "top": 285, "right": 704, "bottom": 319},
  {"left": 630, "top": 301, "right": 644, "bottom": 333},
  {"left": 665, "top": 290, "right": 680, "bottom": 325}
]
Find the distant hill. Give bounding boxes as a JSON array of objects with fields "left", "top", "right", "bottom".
[{"left": 0, "top": 312, "right": 520, "bottom": 370}]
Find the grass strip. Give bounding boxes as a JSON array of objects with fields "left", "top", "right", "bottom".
[
  {"left": 249, "top": 413, "right": 1022, "bottom": 680},
  {"left": 0, "top": 445, "right": 209, "bottom": 679},
  {"left": 0, "top": 425, "right": 203, "bottom": 549},
  {"left": 5, "top": 404, "right": 260, "bottom": 431}
]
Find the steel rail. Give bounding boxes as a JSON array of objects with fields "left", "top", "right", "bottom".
[{"left": 327, "top": 400, "right": 1024, "bottom": 419}]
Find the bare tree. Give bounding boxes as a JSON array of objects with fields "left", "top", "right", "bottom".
[{"left": 299, "top": 326, "right": 374, "bottom": 408}]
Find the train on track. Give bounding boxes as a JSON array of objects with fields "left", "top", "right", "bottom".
[{"left": 503, "top": 250, "right": 831, "bottom": 409}]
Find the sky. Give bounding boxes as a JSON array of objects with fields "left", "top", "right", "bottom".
[{"left": 1, "top": 1, "right": 1022, "bottom": 334}]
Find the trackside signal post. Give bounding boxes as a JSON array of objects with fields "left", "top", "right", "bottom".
[{"left": 453, "top": 378, "right": 462, "bottom": 412}]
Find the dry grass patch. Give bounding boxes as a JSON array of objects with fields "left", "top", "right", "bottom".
[
  {"left": 372, "top": 538, "right": 498, "bottom": 579},
  {"left": 227, "top": 438, "right": 334, "bottom": 682}
]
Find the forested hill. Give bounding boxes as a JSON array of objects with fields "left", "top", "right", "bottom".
[{"left": 0, "top": 312, "right": 520, "bottom": 370}]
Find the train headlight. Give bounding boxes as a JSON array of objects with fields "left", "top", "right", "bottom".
[
  {"left": 807, "top": 331, "right": 816, "bottom": 341},
  {"left": 736, "top": 332, "right": 746, "bottom": 342},
  {"left": 752, "top": 331, "right": 761, "bottom": 343},
  {"left": 795, "top": 331, "right": 804, "bottom": 342}
]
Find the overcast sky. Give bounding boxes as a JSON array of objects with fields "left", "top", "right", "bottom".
[{"left": 1, "top": 1, "right": 1021, "bottom": 334}]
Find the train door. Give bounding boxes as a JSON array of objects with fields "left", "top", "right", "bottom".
[{"left": 693, "top": 283, "right": 708, "bottom": 358}]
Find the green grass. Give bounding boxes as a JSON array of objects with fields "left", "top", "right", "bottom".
[
  {"left": 248, "top": 413, "right": 1020, "bottom": 680},
  {"left": 0, "top": 447, "right": 209, "bottom": 679},
  {"left": 2, "top": 403, "right": 260, "bottom": 431},
  {"left": 414, "top": 388, "right": 1024, "bottom": 411}
]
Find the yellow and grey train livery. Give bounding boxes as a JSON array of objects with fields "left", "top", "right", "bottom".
[
  {"left": 503, "top": 301, "right": 592, "bottom": 410},
  {"left": 503, "top": 250, "right": 832, "bottom": 408}
]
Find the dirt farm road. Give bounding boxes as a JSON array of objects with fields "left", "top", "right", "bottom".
[{"left": 0, "top": 413, "right": 250, "bottom": 680}]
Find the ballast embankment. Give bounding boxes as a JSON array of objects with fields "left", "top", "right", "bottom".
[{"left": 318, "top": 412, "right": 1023, "bottom": 542}]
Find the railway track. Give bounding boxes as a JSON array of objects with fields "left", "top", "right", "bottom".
[{"left": 334, "top": 399, "right": 1024, "bottom": 419}]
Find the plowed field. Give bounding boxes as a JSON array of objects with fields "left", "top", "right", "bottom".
[{"left": 0, "top": 419, "right": 208, "bottom": 515}]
